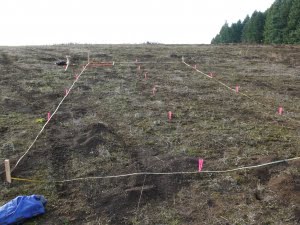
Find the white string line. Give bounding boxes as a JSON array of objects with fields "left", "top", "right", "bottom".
[
  {"left": 38, "top": 156, "right": 299, "bottom": 183},
  {"left": 183, "top": 61, "right": 265, "bottom": 106},
  {"left": 0, "top": 60, "right": 205, "bottom": 175},
  {"left": 182, "top": 60, "right": 294, "bottom": 107},
  {"left": 10, "top": 63, "right": 90, "bottom": 173},
  {"left": 182, "top": 60, "right": 300, "bottom": 125},
  {"left": 3, "top": 59, "right": 298, "bottom": 179},
  {"left": 182, "top": 60, "right": 280, "bottom": 123}
]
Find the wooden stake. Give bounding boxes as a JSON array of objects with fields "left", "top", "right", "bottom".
[{"left": 4, "top": 159, "right": 11, "bottom": 183}]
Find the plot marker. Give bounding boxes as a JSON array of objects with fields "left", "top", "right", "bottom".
[
  {"left": 198, "top": 159, "right": 204, "bottom": 172},
  {"left": 168, "top": 111, "right": 173, "bottom": 121},
  {"left": 278, "top": 106, "right": 283, "bottom": 115}
]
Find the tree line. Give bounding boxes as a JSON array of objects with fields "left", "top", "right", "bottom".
[{"left": 211, "top": 0, "right": 300, "bottom": 44}]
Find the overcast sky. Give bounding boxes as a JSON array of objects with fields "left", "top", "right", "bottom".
[{"left": 0, "top": 0, "right": 274, "bottom": 46}]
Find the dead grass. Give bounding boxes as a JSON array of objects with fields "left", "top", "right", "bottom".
[{"left": 0, "top": 44, "right": 299, "bottom": 224}]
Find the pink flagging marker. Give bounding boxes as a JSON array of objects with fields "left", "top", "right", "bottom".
[
  {"left": 168, "top": 111, "right": 172, "bottom": 121},
  {"left": 208, "top": 72, "right": 213, "bottom": 78},
  {"left": 65, "top": 89, "right": 69, "bottom": 96},
  {"left": 278, "top": 106, "right": 284, "bottom": 115},
  {"left": 235, "top": 85, "right": 239, "bottom": 93},
  {"left": 47, "top": 112, "right": 51, "bottom": 121},
  {"left": 198, "top": 159, "right": 204, "bottom": 172}
]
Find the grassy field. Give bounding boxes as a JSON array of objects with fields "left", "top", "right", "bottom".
[{"left": 0, "top": 44, "right": 299, "bottom": 224}]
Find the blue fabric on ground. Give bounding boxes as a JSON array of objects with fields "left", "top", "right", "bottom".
[{"left": 0, "top": 195, "right": 47, "bottom": 225}]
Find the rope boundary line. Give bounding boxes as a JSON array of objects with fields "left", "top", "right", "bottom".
[
  {"left": 10, "top": 156, "right": 300, "bottom": 184},
  {"left": 9, "top": 62, "right": 90, "bottom": 173},
  {"left": 1, "top": 57, "right": 299, "bottom": 182},
  {"left": 182, "top": 60, "right": 300, "bottom": 125}
]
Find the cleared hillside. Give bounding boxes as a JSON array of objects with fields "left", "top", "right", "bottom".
[{"left": 0, "top": 44, "right": 300, "bottom": 224}]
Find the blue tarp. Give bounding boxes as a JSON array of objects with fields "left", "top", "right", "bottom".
[{"left": 0, "top": 195, "right": 47, "bottom": 225}]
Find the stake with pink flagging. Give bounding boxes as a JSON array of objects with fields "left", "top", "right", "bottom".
[
  {"left": 198, "top": 159, "right": 204, "bottom": 172},
  {"left": 65, "top": 89, "right": 69, "bottom": 96},
  {"left": 278, "top": 106, "right": 283, "bottom": 115},
  {"left": 47, "top": 112, "right": 51, "bottom": 121},
  {"left": 168, "top": 111, "right": 173, "bottom": 121}
]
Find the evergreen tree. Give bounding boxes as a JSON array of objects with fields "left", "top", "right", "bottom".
[
  {"left": 219, "top": 22, "right": 232, "bottom": 43},
  {"left": 211, "top": 22, "right": 232, "bottom": 44},
  {"left": 241, "top": 15, "right": 250, "bottom": 42},
  {"left": 211, "top": 34, "right": 221, "bottom": 44},
  {"left": 240, "top": 15, "right": 252, "bottom": 43},
  {"left": 231, "top": 20, "right": 243, "bottom": 43},
  {"left": 264, "top": 2, "right": 278, "bottom": 43},
  {"left": 286, "top": 0, "right": 300, "bottom": 43},
  {"left": 242, "top": 11, "right": 266, "bottom": 43},
  {"left": 211, "top": 0, "right": 297, "bottom": 45},
  {"left": 242, "top": 15, "right": 251, "bottom": 28},
  {"left": 254, "top": 11, "right": 266, "bottom": 43},
  {"left": 264, "top": 0, "right": 292, "bottom": 44}
]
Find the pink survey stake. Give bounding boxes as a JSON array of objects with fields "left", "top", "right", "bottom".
[
  {"left": 278, "top": 106, "right": 283, "bottom": 115},
  {"left": 47, "top": 112, "right": 51, "bottom": 121},
  {"left": 168, "top": 111, "right": 172, "bottom": 121},
  {"left": 198, "top": 159, "right": 204, "bottom": 172},
  {"left": 235, "top": 85, "right": 239, "bottom": 93}
]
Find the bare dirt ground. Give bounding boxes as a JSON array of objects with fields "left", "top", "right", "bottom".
[{"left": 0, "top": 44, "right": 299, "bottom": 224}]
